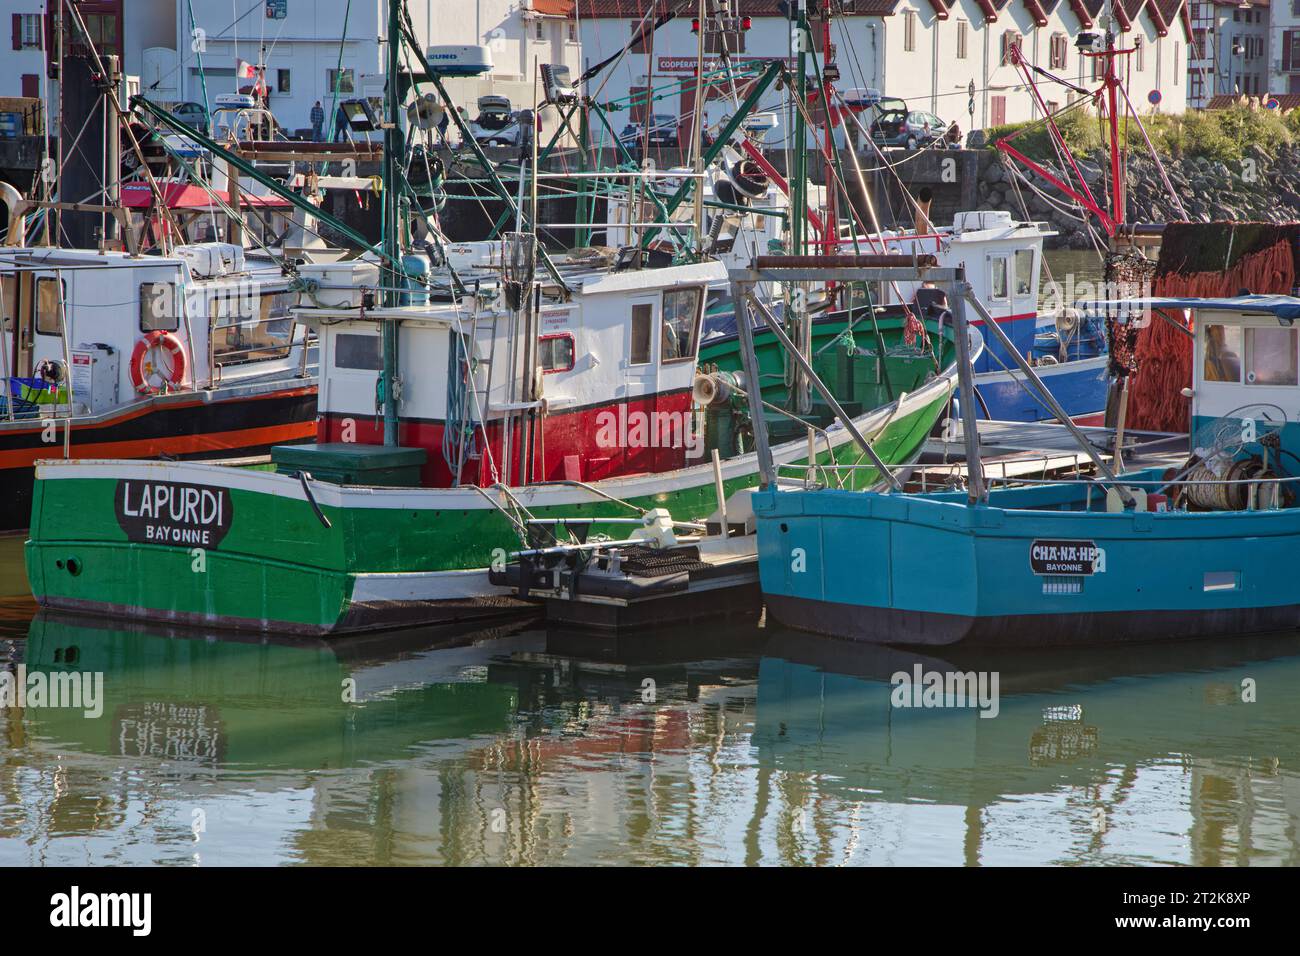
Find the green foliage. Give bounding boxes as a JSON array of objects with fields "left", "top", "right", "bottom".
[
  {"left": 980, "top": 103, "right": 1295, "bottom": 164},
  {"left": 981, "top": 109, "right": 1102, "bottom": 161}
]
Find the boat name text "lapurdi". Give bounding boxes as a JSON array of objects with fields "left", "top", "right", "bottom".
[{"left": 114, "top": 479, "right": 235, "bottom": 548}]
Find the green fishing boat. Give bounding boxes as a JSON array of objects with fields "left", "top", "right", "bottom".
[{"left": 24, "top": 0, "right": 965, "bottom": 636}]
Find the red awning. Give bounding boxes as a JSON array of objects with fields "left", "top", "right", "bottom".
[{"left": 120, "top": 182, "right": 291, "bottom": 210}]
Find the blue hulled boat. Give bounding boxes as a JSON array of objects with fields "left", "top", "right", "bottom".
[{"left": 748, "top": 294, "right": 1300, "bottom": 647}]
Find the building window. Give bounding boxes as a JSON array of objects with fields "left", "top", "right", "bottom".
[
  {"left": 707, "top": 28, "right": 746, "bottom": 55},
  {"left": 1049, "top": 33, "right": 1068, "bottom": 70},
  {"left": 1173, "top": 42, "right": 1180, "bottom": 83},
  {"left": 1285, "top": 30, "right": 1300, "bottom": 71},
  {"left": 957, "top": 20, "right": 968, "bottom": 60},
  {"left": 277, "top": 69, "right": 291, "bottom": 94},
  {"left": 567, "top": 22, "right": 577, "bottom": 43},
  {"left": 534, "top": 19, "right": 545, "bottom": 41},
  {"left": 1000, "top": 31, "right": 1020, "bottom": 66},
  {"left": 15, "top": 13, "right": 41, "bottom": 49},
  {"left": 327, "top": 68, "right": 354, "bottom": 94},
  {"left": 1134, "top": 37, "right": 1144, "bottom": 72},
  {"left": 79, "top": 13, "right": 118, "bottom": 53},
  {"left": 904, "top": 11, "right": 916, "bottom": 52}
]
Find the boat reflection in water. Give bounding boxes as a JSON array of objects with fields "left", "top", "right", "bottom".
[
  {"left": 755, "top": 631, "right": 1300, "bottom": 866},
  {"left": 5, "top": 613, "right": 1300, "bottom": 865}
]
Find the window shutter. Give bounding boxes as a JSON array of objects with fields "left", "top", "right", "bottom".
[{"left": 12, "top": 14, "right": 22, "bottom": 51}]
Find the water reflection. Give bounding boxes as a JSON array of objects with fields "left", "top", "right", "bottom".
[{"left": 2, "top": 609, "right": 1300, "bottom": 866}]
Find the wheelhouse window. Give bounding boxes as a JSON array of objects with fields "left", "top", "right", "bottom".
[
  {"left": 35, "top": 278, "right": 64, "bottom": 336},
  {"left": 1244, "top": 326, "right": 1298, "bottom": 386},
  {"left": 334, "top": 333, "right": 382, "bottom": 371},
  {"left": 211, "top": 287, "right": 293, "bottom": 365},
  {"left": 661, "top": 287, "right": 703, "bottom": 363},
  {"left": 1203, "top": 324, "right": 1243, "bottom": 382},
  {"left": 1, "top": 275, "right": 15, "bottom": 336},
  {"left": 990, "top": 258, "right": 1009, "bottom": 300},
  {"left": 140, "top": 281, "right": 180, "bottom": 332},
  {"left": 539, "top": 333, "right": 575, "bottom": 373},
  {"left": 1013, "top": 249, "right": 1034, "bottom": 297},
  {"left": 630, "top": 303, "right": 653, "bottom": 365}
]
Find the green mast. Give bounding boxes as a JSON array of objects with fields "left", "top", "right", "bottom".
[{"left": 381, "top": 0, "right": 405, "bottom": 446}]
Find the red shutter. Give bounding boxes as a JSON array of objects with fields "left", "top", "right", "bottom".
[
  {"left": 12, "top": 14, "right": 22, "bottom": 51},
  {"left": 21, "top": 74, "right": 38, "bottom": 98}
]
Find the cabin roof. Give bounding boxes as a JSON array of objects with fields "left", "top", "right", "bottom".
[{"left": 1089, "top": 295, "right": 1300, "bottom": 324}]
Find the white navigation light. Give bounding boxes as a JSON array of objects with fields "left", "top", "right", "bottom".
[{"left": 424, "top": 45, "right": 493, "bottom": 77}]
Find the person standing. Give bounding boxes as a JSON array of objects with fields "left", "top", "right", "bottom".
[{"left": 310, "top": 100, "right": 325, "bottom": 142}]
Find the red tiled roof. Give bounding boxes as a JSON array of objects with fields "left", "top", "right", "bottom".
[
  {"left": 572, "top": 0, "right": 898, "bottom": 16},
  {"left": 534, "top": 0, "right": 575, "bottom": 14},
  {"left": 1207, "top": 93, "right": 1294, "bottom": 109}
]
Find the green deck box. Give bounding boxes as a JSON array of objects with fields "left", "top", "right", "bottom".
[{"left": 271, "top": 443, "right": 427, "bottom": 487}]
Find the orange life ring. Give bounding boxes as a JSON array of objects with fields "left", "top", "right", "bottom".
[{"left": 130, "top": 331, "right": 187, "bottom": 394}]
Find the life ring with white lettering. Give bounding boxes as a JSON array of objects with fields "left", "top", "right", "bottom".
[{"left": 130, "top": 331, "right": 187, "bottom": 395}]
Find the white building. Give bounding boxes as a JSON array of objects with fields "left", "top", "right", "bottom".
[
  {"left": 575, "top": 0, "right": 1188, "bottom": 141},
  {"left": 1268, "top": 0, "right": 1300, "bottom": 95},
  {"left": 1187, "top": 0, "right": 1269, "bottom": 107},
  {"left": 166, "top": 0, "right": 580, "bottom": 134},
  {"left": 0, "top": 2, "right": 581, "bottom": 137}
]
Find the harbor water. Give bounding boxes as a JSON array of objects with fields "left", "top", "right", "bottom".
[{"left": 2, "top": 533, "right": 1300, "bottom": 866}]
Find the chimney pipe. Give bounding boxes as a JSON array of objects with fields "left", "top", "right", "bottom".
[{"left": 913, "top": 186, "right": 934, "bottom": 236}]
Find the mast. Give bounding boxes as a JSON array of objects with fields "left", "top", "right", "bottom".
[
  {"left": 1103, "top": 7, "right": 1124, "bottom": 229},
  {"left": 690, "top": 0, "right": 707, "bottom": 256},
  {"left": 792, "top": 0, "right": 810, "bottom": 414},
  {"left": 381, "top": 0, "right": 405, "bottom": 446}
]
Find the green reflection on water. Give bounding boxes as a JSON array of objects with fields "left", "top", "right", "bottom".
[{"left": 2, "top": 603, "right": 1300, "bottom": 867}]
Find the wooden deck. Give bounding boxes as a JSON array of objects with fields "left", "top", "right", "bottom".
[{"left": 909, "top": 420, "right": 1188, "bottom": 489}]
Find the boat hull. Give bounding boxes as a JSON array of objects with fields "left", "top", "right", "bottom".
[
  {"left": 763, "top": 593, "right": 1300, "bottom": 647},
  {"left": 0, "top": 382, "right": 317, "bottom": 533},
  {"left": 26, "top": 381, "right": 952, "bottom": 635},
  {"left": 753, "top": 475, "right": 1300, "bottom": 647},
  {"left": 973, "top": 355, "right": 1108, "bottom": 423}
]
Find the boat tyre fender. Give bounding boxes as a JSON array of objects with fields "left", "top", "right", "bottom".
[
  {"left": 130, "top": 331, "right": 187, "bottom": 394},
  {"left": 299, "top": 471, "right": 332, "bottom": 529}
]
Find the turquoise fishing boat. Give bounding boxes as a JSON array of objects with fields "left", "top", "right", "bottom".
[{"left": 747, "top": 293, "right": 1300, "bottom": 646}]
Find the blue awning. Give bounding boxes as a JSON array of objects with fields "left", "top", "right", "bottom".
[{"left": 1080, "top": 295, "right": 1300, "bottom": 324}]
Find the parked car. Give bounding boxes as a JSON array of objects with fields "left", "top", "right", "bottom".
[
  {"left": 468, "top": 95, "right": 524, "bottom": 147},
  {"left": 870, "top": 102, "right": 948, "bottom": 150},
  {"left": 619, "top": 114, "right": 680, "bottom": 148},
  {"left": 170, "top": 101, "right": 210, "bottom": 135}
]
